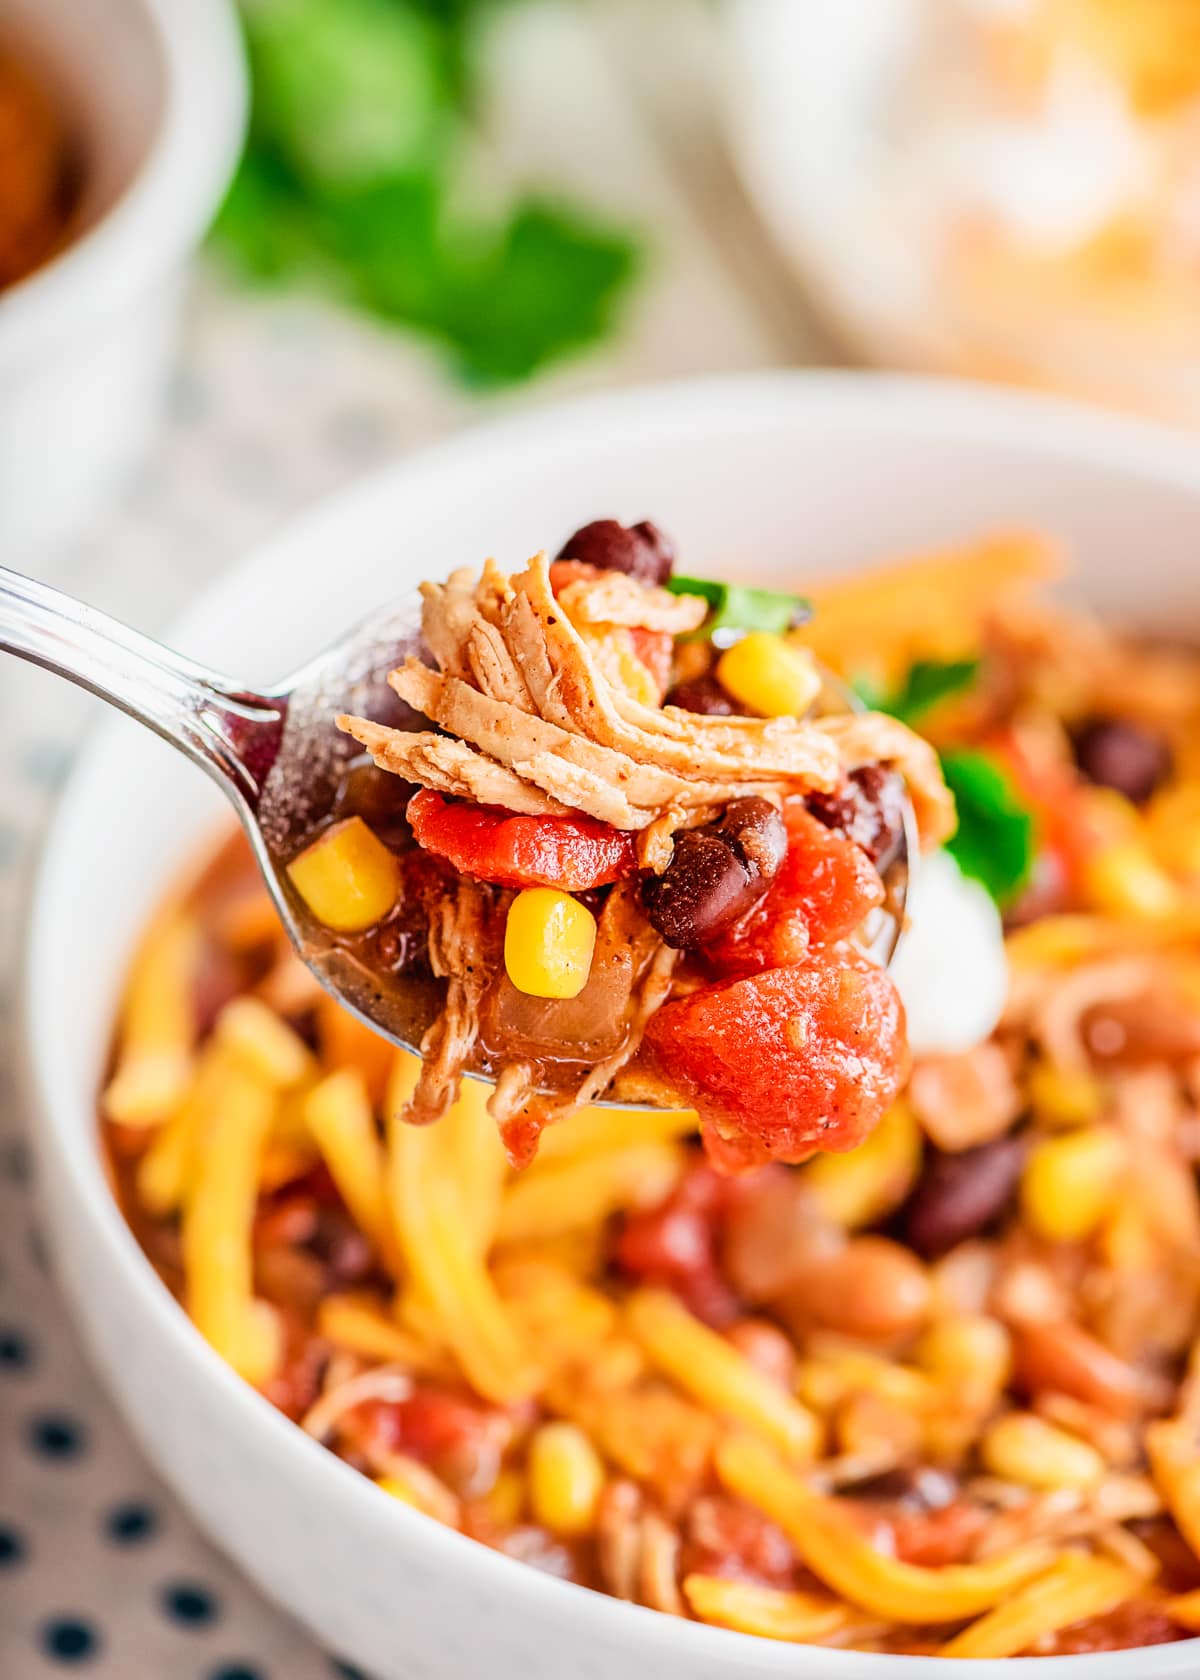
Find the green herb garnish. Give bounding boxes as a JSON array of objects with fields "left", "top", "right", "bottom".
[
  {"left": 667, "top": 576, "right": 813, "bottom": 640},
  {"left": 941, "top": 749, "right": 1035, "bottom": 908},
  {"left": 887, "top": 658, "right": 981, "bottom": 725},
  {"left": 857, "top": 657, "right": 981, "bottom": 725},
  {"left": 214, "top": 0, "right": 641, "bottom": 386}
]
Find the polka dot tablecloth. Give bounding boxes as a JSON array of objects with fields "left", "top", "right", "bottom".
[
  {"left": 0, "top": 120, "right": 806, "bottom": 1666},
  {"left": 0, "top": 283, "right": 477, "bottom": 1680}
]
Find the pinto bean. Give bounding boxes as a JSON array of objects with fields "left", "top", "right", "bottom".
[
  {"left": 778, "top": 1236, "right": 931, "bottom": 1341},
  {"left": 1012, "top": 1319, "right": 1168, "bottom": 1417}
]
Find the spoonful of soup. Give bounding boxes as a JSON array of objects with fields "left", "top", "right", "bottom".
[{"left": 2, "top": 520, "right": 953, "bottom": 1168}]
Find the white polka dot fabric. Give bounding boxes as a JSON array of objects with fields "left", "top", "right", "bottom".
[{"left": 0, "top": 277, "right": 465, "bottom": 1680}]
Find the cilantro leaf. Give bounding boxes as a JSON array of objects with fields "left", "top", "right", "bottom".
[
  {"left": 212, "top": 0, "right": 641, "bottom": 385},
  {"left": 858, "top": 657, "right": 981, "bottom": 725},
  {"left": 667, "top": 577, "right": 813, "bottom": 639},
  {"left": 941, "top": 749, "right": 1035, "bottom": 907},
  {"left": 889, "top": 658, "right": 981, "bottom": 724}
]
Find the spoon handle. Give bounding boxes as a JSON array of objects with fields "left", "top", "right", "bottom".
[{"left": 0, "top": 566, "right": 281, "bottom": 806}]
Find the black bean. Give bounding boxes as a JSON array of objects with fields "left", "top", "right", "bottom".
[
  {"left": 665, "top": 674, "right": 737, "bottom": 717},
  {"left": 900, "top": 1133, "right": 1025, "bottom": 1259},
  {"left": 642, "top": 798, "right": 786, "bottom": 949},
  {"left": 556, "top": 518, "right": 675, "bottom": 587},
  {"left": 808, "top": 765, "right": 907, "bottom": 870},
  {"left": 1071, "top": 716, "right": 1172, "bottom": 806},
  {"left": 719, "top": 796, "right": 789, "bottom": 879}
]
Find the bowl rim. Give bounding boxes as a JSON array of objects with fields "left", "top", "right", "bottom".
[
  {"left": 0, "top": 0, "right": 247, "bottom": 373},
  {"left": 23, "top": 370, "right": 1200, "bottom": 1678}
]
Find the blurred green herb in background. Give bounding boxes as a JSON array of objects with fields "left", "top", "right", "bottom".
[
  {"left": 216, "top": 0, "right": 641, "bottom": 385},
  {"left": 861, "top": 657, "right": 1035, "bottom": 906}
]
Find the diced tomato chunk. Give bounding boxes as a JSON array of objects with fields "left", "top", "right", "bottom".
[
  {"left": 680, "top": 1495, "right": 800, "bottom": 1588},
  {"left": 628, "top": 625, "right": 674, "bottom": 695},
  {"left": 644, "top": 950, "right": 908, "bottom": 1169},
  {"left": 407, "top": 789, "right": 637, "bottom": 891},
  {"left": 707, "top": 799, "right": 884, "bottom": 973},
  {"left": 548, "top": 557, "right": 597, "bottom": 595}
]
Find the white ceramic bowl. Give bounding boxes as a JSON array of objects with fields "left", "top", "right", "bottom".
[
  {"left": 0, "top": 0, "right": 245, "bottom": 555},
  {"left": 23, "top": 374, "right": 1200, "bottom": 1679}
]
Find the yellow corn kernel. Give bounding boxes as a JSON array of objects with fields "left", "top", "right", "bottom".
[
  {"left": 504, "top": 888, "right": 596, "bottom": 1000},
  {"left": 717, "top": 632, "right": 821, "bottom": 718},
  {"left": 1026, "top": 1061, "right": 1104, "bottom": 1127},
  {"left": 527, "top": 1421, "right": 605, "bottom": 1536},
  {"left": 286, "top": 816, "right": 400, "bottom": 933},
  {"left": 981, "top": 1412, "right": 1105, "bottom": 1491},
  {"left": 215, "top": 996, "right": 315, "bottom": 1090},
  {"left": 1021, "top": 1127, "right": 1125, "bottom": 1243},
  {"left": 915, "top": 1315, "right": 1012, "bottom": 1405},
  {"left": 804, "top": 1101, "right": 922, "bottom": 1230},
  {"left": 1084, "top": 839, "right": 1179, "bottom": 920}
]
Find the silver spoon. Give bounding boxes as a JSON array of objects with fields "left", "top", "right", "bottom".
[{"left": 1, "top": 565, "right": 913, "bottom": 1098}]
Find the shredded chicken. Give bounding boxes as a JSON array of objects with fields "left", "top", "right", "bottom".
[
  {"left": 405, "top": 878, "right": 507, "bottom": 1127},
  {"left": 486, "top": 885, "right": 679, "bottom": 1146},
  {"left": 340, "top": 553, "right": 948, "bottom": 849}
]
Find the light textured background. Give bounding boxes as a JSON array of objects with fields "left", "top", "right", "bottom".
[{"left": 0, "top": 8, "right": 839, "bottom": 1676}]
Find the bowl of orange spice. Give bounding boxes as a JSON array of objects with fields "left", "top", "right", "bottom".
[{"left": 0, "top": 0, "right": 244, "bottom": 552}]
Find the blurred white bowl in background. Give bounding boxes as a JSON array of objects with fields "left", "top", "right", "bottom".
[{"left": 0, "top": 0, "right": 245, "bottom": 556}]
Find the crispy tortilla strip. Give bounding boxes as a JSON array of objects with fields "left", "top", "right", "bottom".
[
  {"left": 816, "top": 710, "right": 957, "bottom": 848},
  {"left": 394, "top": 661, "right": 777, "bottom": 822},
  {"left": 939, "top": 1554, "right": 1138, "bottom": 1659},
  {"left": 417, "top": 568, "right": 483, "bottom": 683},
  {"left": 716, "top": 1433, "right": 1055, "bottom": 1623},
  {"left": 341, "top": 715, "right": 568, "bottom": 815},
  {"left": 557, "top": 571, "right": 707, "bottom": 634},
  {"left": 517, "top": 553, "right": 841, "bottom": 783}
]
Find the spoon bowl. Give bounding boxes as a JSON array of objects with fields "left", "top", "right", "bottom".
[{"left": 1, "top": 564, "right": 912, "bottom": 1102}]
